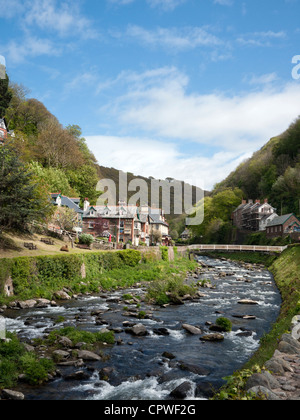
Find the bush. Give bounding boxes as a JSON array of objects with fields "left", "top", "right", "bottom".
[
  {"left": 119, "top": 249, "right": 141, "bottom": 267},
  {"left": 0, "top": 332, "right": 55, "bottom": 389},
  {"left": 216, "top": 317, "right": 232, "bottom": 332},
  {"left": 160, "top": 246, "right": 169, "bottom": 261},
  {"left": 79, "top": 234, "right": 94, "bottom": 246}
]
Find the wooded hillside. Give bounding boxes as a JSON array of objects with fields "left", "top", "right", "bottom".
[{"left": 214, "top": 117, "right": 300, "bottom": 216}]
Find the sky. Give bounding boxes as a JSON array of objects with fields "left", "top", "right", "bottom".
[{"left": 1, "top": 0, "right": 300, "bottom": 191}]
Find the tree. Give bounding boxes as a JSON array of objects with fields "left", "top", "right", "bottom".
[
  {"left": 0, "top": 147, "right": 52, "bottom": 232},
  {"left": 51, "top": 207, "right": 78, "bottom": 231},
  {"left": 36, "top": 118, "right": 84, "bottom": 169},
  {"left": 0, "top": 74, "right": 13, "bottom": 118},
  {"left": 29, "top": 162, "right": 79, "bottom": 197}
]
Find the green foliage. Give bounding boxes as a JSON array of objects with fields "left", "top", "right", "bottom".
[
  {"left": 119, "top": 249, "right": 141, "bottom": 266},
  {"left": 19, "top": 353, "right": 55, "bottom": 385},
  {"left": 213, "top": 366, "right": 263, "bottom": 400},
  {"left": 0, "top": 147, "right": 52, "bottom": 232},
  {"left": 216, "top": 317, "right": 232, "bottom": 332},
  {"left": 29, "top": 162, "right": 78, "bottom": 197},
  {"left": 190, "top": 188, "right": 243, "bottom": 244},
  {"left": 0, "top": 332, "right": 54, "bottom": 389},
  {"left": 215, "top": 117, "right": 300, "bottom": 218},
  {"left": 48, "top": 326, "right": 115, "bottom": 346},
  {"left": 160, "top": 246, "right": 169, "bottom": 261},
  {"left": 0, "top": 74, "right": 12, "bottom": 118},
  {"left": 79, "top": 233, "right": 94, "bottom": 246},
  {"left": 146, "top": 259, "right": 198, "bottom": 305},
  {"left": 0, "top": 250, "right": 142, "bottom": 302}
]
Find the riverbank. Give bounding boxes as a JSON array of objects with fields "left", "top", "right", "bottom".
[{"left": 212, "top": 245, "right": 300, "bottom": 400}]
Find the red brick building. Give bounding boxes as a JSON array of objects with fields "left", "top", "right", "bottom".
[{"left": 266, "top": 213, "right": 300, "bottom": 239}]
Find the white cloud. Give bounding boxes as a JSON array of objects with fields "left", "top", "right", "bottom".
[
  {"left": 214, "top": 0, "right": 234, "bottom": 6},
  {"left": 4, "top": 36, "right": 61, "bottom": 64},
  {"left": 102, "top": 66, "right": 300, "bottom": 153},
  {"left": 0, "top": 0, "right": 97, "bottom": 40},
  {"left": 125, "top": 25, "right": 223, "bottom": 51},
  {"left": 108, "top": 0, "right": 186, "bottom": 10},
  {"left": 89, "top": 66, "right": 300, "bottom": 189},
  {"left": 85, "top": 134, "right": 250, "bottom": 190},
  {"left": 237, "top": 30, "right": 287, "bottom": 47},
  {"left": 24, "top": 0, "right": 97, "bottom": 39}
]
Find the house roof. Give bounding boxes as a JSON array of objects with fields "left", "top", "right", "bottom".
[
  {"left": 266, "top": 213, "right": 297, "bottom": 228},
  {"left": 149, "top": 213, "right": 169, "bottom": 227},
  {"left": 51, "top": 193, "right": 83, "bottom": 214}
]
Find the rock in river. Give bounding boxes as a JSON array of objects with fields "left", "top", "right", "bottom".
[
  {"left": 200, "top": 333, "right": 224, "bottom": 342},
  {"left": 182, "top": 324, "right": 202, "bottom": 335},
  {"left": 125, "top": 323, "right": 148, "bottom": 337},
  {"left": 238, "top": 299, "right": 259, "bottom": 305}
]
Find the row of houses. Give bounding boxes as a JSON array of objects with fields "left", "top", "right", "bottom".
[
  {"left": 232, "top": 199, "right": 300, "bottom": 239},
  {"left": 50, "top": 193, "right": 170, "bottom": 246}
]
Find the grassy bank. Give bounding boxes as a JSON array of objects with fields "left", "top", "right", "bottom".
[{"left": 212, "top": 245, "right": 300, "bottom": 399}]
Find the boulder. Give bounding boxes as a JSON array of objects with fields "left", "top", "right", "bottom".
[
  {"left": 2, "top": 389, "right": 25, "bottom": 400},
  {"left": 238, "top": 299, "right": 259, "bottom": 305},
  {"left": 153, "top": 328, "right": 170, "bottom": 336},
  {"left": 247, "top": 386, "right": 281, "bottom": 400},
  {"left": 246, "top": 373, "right": 273, "bottom": 391},
  {"left": 200, "top": 333, "right": 224, "bottom": 342},
  {"left": 291, "top": 323, "right": 300, "bottom": 341},
  {"left": 54, "top": 291, "right": 71, "bottom": 300},
  {"left": 179, "top": 362, "right": 210, "bottom": 376},
  {"left": 77, "top": 350, "right": 102, "bottom": 361},
  {"left": 125, "top": 323, "right": 148, "bottom": 337},
  {"left": 58, "top": 336, "right": 73, "bottom": 348},
  {"left": 162, "top": 351, "right": 176, "bottom": 360},
  {"left": 182, "top": 324, "right": 202, "bottom": 335},
  {"left": 170, "top": 381, "right": 193, "bottom": 399},
  {"left": 17, "top": 300, "right": 37, "bottom": 309},
  {"left": 64, "top": 370, "right": 90, "bottom": 381},
  {"left": 52, "top": 350, "right": 70, "bottom": 362}
]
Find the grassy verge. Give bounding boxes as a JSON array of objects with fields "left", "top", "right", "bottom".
[{"left": 212, "top": 245, "right": 300, "bottom": 400}]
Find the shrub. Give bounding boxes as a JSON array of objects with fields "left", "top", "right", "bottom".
[
  {"left": 79, "top": 234, "right": 94, "bottom": 246},
  {"left": 216, "top": 317, "right": 232, "bottom": 332},
  {"left": 160, "top": 246, "right": 169, "bottom": 261},
  {"left": 119, "top": 250, "right": 141, "bottom": 267}
]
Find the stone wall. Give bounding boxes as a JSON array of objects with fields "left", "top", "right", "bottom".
[{"left": 246, "top": 314, "right": 300, "bottom": 400}]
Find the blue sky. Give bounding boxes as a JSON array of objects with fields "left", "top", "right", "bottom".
[{"left": 1, "top": 0, "right": 300, "bottom": 190}]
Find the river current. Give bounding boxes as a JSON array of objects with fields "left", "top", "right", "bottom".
[{"left": 4, "top": 255, "right": 281, "bottom": 400}]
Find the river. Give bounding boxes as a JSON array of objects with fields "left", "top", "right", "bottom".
[{"left": 4, "top": 255, "right": 281, "bottom": 400}]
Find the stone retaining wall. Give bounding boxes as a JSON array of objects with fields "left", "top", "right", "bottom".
[{"left": 246, "top": 315, "right": 300, "bottom": 400}]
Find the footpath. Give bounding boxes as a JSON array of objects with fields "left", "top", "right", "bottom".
[{"left": 246, "top": 315, "right": 300, "bottom": 400}]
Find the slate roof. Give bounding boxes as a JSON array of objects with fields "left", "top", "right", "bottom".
[
  {"left": 266, "top": 213, "right": 296, "bottom": 228},
  {"left": 51, "top": 193, "right": 83, "bottom": 214}
]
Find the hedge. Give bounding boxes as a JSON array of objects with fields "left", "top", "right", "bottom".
[{"left": 0, "top": 250, "right": 142, "bottom": 302}]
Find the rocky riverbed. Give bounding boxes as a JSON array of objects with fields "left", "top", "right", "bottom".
[{"left": 1, "top": 256, "right": 282, "bottom": 400}]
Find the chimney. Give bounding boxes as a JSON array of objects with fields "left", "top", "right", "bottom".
[
  {"left": 264, "top": 198, "right": 268, "bottom": 204},
  {"left": 242, "top": 199, "right": 247, "bottom": 205},
  {"left": 83, "top": 198, "right": 90, "bottom": 212},
  {"left": 255, "top": 199, "right": 261, "bottom": 204}
]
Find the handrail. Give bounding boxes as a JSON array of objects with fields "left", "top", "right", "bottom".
[{"left": 187, "top": 244, "right": 288, "bottom": 253}]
